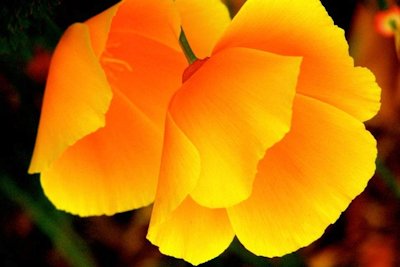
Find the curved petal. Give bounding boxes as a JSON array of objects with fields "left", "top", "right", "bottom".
[
  {"left": 150, "top": 113, "right": 201, "bottom": 226},
  {"left": 110, "top": 0, "right": 181, "bottom": 52},
  {"left": 148, "top": 197, "right": 234, "bottom": 266},
  {"left": 101, "top": 31, "right": 186, "bottom": 129},
  {"left": 169, "top": 47, "right": 301, "bottom": 208},
  {"left": 29, "top": 23, "right": 112, "bottom": 173},
  {"left": 228, "top": 94, "right": 377, "bottom": 257},
  {"left": 85, "top": 3, "right": 119, "bottom": 58},
  {"left": 295, "top": 59, "right": 380, "bottom": 123},
  {"left": 40, "top": 90, "right": 162, "bottom": 216},
  {"left": 175, "top": 0, "right": 231, "bottom": 58},
  {"left": 215, "top": 0, "right": 380, "bottom": 121}
]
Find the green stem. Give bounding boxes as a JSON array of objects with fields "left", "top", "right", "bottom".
[{"left": 179, "top": 27, "right": 198, "bottom": 64}]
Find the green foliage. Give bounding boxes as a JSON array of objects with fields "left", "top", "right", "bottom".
[
  {"left": 0, "top": 0, "right": 61, "bottom": 59},
  {"left": 0, "top": 174, "right": 97, "bottom": 267},
  {"left": 376, "top": 159, "right": 400, "bottom": 198}
]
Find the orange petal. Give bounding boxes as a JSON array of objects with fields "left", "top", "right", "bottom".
[
  {"left": 101, "top": 31, "right": 186, "bottom": 129},
  {"left": 169, "top": 47, "right": 301, "bottom": 208},
  {"left": 175, "top": 0, "right": 231, "bottom": 58},
  {"left": 40, "top": 90, "right": 162, "bottom": 216},
  {"left": 148, "top": 197, "right": 234, "bottom": 265},
  {"left": 29, "top": 23, "right": 112, "bottom": 173},
  {"left": 228, "top": 94, "right": 377, "bottom": 257},
  {"left": 110, "top": 0, "right": 181, "bottom": 52},
  {"left": 215, "top": 0, "right": 380, "bottom": 121},
  {"left": 85, "top": 3, "right": 119, "bottom": 58}
]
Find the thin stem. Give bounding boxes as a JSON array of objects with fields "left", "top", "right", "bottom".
[{"left": 179, "top": 27, "right": 198, "bottom": 64}]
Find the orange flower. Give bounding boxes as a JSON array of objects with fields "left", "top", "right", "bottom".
[
  {"left": 375, "top": 5, "right": 400, "bottom": 37},
  {"left": 29, "top": 0, "right": 380, "bottom": 264}
]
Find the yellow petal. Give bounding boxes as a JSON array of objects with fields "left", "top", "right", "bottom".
[
  {"left": 150, "top": 113, "right": 201, "bottom": 226},
  {"left": 169, "top": 47, "right": 301, "bottom": 208},
  {"left": 175, "top": 0, "right": 231, "bottom": 58},
  {"left": 29, "top": 23, "right": 112, "bottom": 173},
  {"left": 215, "top": 0, "right": 380, "bottom": 121},
  {"left": 85, "top": 3, "right": 119, "bottom": 58},
  {"left": 296, "top": 58, "right": 380, "bottom": 122},
  {"left": 110, "top": 0, "right": 181, "bottom": 52},
  {"left": 148, "top": 197, "right": 234, "bottom": 265},
  {"left": 228, "top": 94, "right": 377, "bottom": 257},
  {"left": 40, "top": 90, "right": 162, "bottom": 216}
]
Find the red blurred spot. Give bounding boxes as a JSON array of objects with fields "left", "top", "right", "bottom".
[
  {"left": 25, "top": 47, "right": 52, "bottom": 83},
  {"left": 375, "top": 6, "right": 400, "bottom": 37}
]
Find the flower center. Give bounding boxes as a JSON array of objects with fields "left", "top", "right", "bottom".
[{"left": 182, "top": 57, "right": 209, "bottom": 83}]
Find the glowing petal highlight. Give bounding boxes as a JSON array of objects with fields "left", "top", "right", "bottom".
[
  {"left": 29, "top": 23, "right": 112, "bottom": 173},
  {"left": 215, "top": 0, "right": 380, "bottom": 121},
  {"left": 40, "top": 90, "right": 162, "bottom": 216},
  {"left": 169, "top": 47, "right": 301, "bottom": 208},
  {"left": 228, "top": 95, "right": 377, "bottom": 257},
  {"left": 148, "top": 197, "right": 234, "bottom": 266}
]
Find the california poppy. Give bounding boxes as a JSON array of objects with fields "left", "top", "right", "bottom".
[{"left": 29, "top": 0, "right": 380, "bottom": 264}]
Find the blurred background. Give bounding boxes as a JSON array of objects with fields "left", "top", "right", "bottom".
[{"left": 1, "top": 0, "right": 400, "bottom": 266}]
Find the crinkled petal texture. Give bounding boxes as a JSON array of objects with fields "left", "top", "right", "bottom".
[
  {"left": 148, "top": 47, "right": 301, "bottom": 263},
  {"left": 29, "top": 0, "right": 186, "bottom": 216}
]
